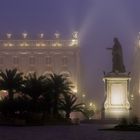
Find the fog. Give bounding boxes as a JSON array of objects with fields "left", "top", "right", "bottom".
[{"left": 0, "top": 0, "right": 140, "bottom": 107}]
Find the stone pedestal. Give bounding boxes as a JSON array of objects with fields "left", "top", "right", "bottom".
[{"left": 102, "top": 73, "right": 131, "bottom": 119}]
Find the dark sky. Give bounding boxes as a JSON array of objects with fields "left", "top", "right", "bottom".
[{"left": 0, "top": 0, "right": 140, "bottom": 107}]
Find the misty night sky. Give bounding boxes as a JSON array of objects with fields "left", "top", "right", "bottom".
[{"left": 0, "top": 0, "right": 140, "bottom": 107}]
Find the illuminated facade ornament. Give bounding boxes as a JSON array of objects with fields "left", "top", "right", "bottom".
[
  {"left": 69, "top": 31, "right": 78, "bottom": 46},
  {"left": 40, "top": 33, "right": 44, "bottom": 38},
  {"left": 54, "top": 32, "right": 60, "bottom": 39},
  {"left": 6, "top": 33, "right": 12, "bottom": 39},
  {"left": 22, "top": 32, "right": 28, "bottom": 38},
  {"left": 72, "top": 31, "right": 78, "bottom": 39}
]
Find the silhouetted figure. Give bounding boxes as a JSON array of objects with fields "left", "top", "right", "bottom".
[{"left": 107, "top": 38, "right": 126, "bottom": 73}]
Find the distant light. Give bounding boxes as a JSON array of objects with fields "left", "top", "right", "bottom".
[
  {"left": 82, "top": 104, "right": 86, "bottom": 107},
  {"left": 130, "top": 94, "right": 134, "bottom": 100},
  {"left": 36, "top": 43, "right": 40, "bottom": 47},
  {"left": 72, "top": 87, "right": 77, "bottom": 94},
  {"left": 9, "top": 43, "right": 13, "bottom": 47},
  {"left": 89, "top": 102, "right": 93, "bottom": 107},
  {"left": 82, "top": 94, "right": 86, "bottom": 98},
  {"left": 0, "top": 90, "right": 8, "bottom": 100}
]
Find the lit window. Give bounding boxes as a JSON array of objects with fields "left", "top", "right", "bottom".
[
  {"left": 36, "top": 43, "right": 46, "bottom": 47},
  {"left": 4, "top": 43, "right": 13, "bottom": 47},
  {"left": 20, "top": 42, "right": 29, "bottom": 47}
]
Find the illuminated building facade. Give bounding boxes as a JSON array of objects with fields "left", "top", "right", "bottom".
[{"left": 0, "top": 32, "right": 80, "bottom": 94}]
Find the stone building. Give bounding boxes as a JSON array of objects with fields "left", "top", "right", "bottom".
[{"left": 0, "top": 32, "right": 80, "bottom": 94}]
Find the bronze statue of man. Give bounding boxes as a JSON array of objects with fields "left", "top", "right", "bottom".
[{"left": 107, "top": 38, "right": 126, "bottom": 73}]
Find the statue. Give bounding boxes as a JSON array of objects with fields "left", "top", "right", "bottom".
[{"left": 107, "top": 38, "right": 126, "bottom": 73}]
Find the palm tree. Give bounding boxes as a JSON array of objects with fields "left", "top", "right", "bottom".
[
  {"left": 0, "top": 68, "right": 24, "bottom": 101},
  {"left": 22, "top": 72, "right": 47, "bottom": 102},
  {"left": 59, "top": 93, "right": 84, "bottom": 120},
  {"left": 44, "top": 74, "right": 73, "bottom": 117}
]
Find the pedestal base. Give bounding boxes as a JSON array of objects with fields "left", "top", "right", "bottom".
[
  {"left": 103, "top": 73, "right": 131, "bottom": 120},
  {"left": 103, "top": 109, "right": 130, "bottom": 120}
]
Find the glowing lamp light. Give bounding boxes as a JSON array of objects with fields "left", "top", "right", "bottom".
[
  {"left": 82, "top": 94, "right": 86, "bottom": 98},
  {"left": 20, "top": 43, "right": 29, "bottom": 47},
  {"left": 4, "top": 43, "right": 13, "bottom": 47},
  {"left": 36, "top": 43, "right": 40, "bottom": 47},
  {"left": 72, "top": 87, "right": 77, "bottom": 94},
  {"left": 82, "top": 104, "right": 85, "bottom": 108},
  {"left": 70, "top": 39, "right": 78, "bottom": 46},
  {"left": 52, "top": 43, "right": 62, "bottom": 47},
  {"left": 130, "top": 94, "right": 134, "bottom": 100},
  {"left": 9, "top": 43, "right": 13, "bottom": 47},
  {"left": 36, "top": 43, "right": 46, "bottom": 47},
  {"left": 0, "top": 90, "right": 8, "bottom": 100},
  {"left": 89, "top": 102, "right": 93, "bottom": 107}
]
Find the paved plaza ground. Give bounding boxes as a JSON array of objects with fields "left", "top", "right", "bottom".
[{"left": 0, "top": 124, "right": 140, "bottom": 140}]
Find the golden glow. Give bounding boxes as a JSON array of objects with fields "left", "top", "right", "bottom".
[
  {"left": 111, "top": 84, "right": 125, "bottom": 105},
  {"left": 82, "top": 104, "right": 86, "bottom": 107},
  {"left": 130, "top": 94, "right": 134, "bottom": 100},
  {"left": 89, "top": 102, "right": 96, "bottom": 111},
  {"left": 52, "top": 42, "right": 62, "bottom": 47},
  {"left": 69, "top": 39, "right": 78, "bottom": 46},
  {"left": 72, "top": 87, "right": 77, "bottom": 93},
  {"left": 36, "top": 43, "right": 46, "bottom": 47},
  {"left": 20, "top": 43, "right": 29, "bottom": 47},
  {"left": 4, "top": 43, "right": 13, "bottom": 47},
  {"left": 82, "top": 94, "right": 86, "bottom": 98},
  {"left": 89, "top": 102, "right": 93, "bottom": 107},
  {"left": 0, "top": 90, "right": 8, "bottom": 100}
]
